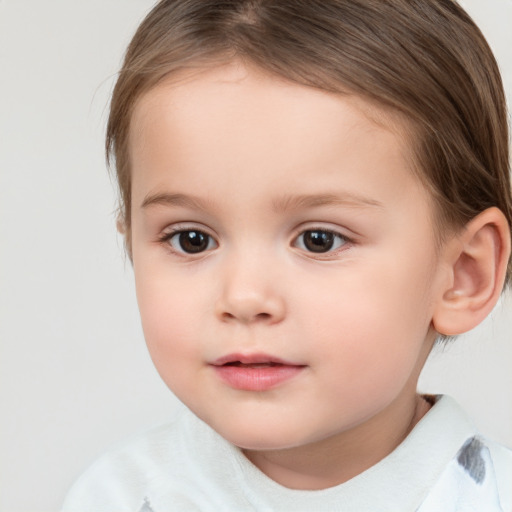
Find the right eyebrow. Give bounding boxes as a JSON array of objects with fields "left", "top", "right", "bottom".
[{"left": 140, "top": 192, "right": 214, "bottom": 212}]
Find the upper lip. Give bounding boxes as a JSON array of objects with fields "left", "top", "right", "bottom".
[{"left": 211, "top": 353, "right": 305, "bottom": 366}]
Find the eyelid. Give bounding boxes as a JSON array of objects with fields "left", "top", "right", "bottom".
[
  {"left": 293, "top": 222, "right": 354, "bottom": 241},
  {"left": 159, "top": 221, "right": 216, "bottom": 237}
]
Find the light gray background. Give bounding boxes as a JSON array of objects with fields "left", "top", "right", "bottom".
[{"left": 0, "top": 1, "right": 511, "bottom": 511}]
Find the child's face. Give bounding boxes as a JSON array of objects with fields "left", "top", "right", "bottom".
[{"left": 129, "top": 62, "right": 445, "bottom": 452}]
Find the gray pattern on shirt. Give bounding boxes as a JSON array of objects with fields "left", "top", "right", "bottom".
[
  {"left": 457, "top": 436, "right": 486, "bottom": 484},
  {"left": 138, "top": 497, "right": 155, "bottom": 512}
]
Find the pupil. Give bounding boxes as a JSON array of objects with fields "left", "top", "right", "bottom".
[
  {"left": 179, "top": 231, "right": 208, "bottom": 253},
  {"left": 304, "top": 230, "right": 334, "bottom": 253}
]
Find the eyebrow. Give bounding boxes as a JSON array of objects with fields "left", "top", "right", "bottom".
[
  {"left": 271, "top": 192, "right": 384, "bottom": 213},
  {"left": 141, "top": 192, "right": 215, "bottom": 212},
  {"left": 141, "top": 191, "right": 383, "bottom": 213}
]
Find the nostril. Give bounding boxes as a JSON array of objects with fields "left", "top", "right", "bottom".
[{"left": 219, "top": 311, "right": 273, "bottom": 323}]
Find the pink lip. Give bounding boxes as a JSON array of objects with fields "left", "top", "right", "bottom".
[{"left": 210, "top": 353, "right": 306, "bottom": 391}]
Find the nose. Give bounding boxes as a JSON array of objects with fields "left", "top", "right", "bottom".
[{"left": 215, "top": 253, "right": 286, "bottom": 325}]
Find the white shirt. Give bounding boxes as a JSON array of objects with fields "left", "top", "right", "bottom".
[{"left": 62, "top": 395, "right": 512, "bottom": 511}]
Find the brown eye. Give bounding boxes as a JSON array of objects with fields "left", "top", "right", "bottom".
[
  {"left": 295, "top": 230, "right": 347, "bottom": 253},
  {"left": 169, "top": 230, "right": 215, "bottom": 254}
]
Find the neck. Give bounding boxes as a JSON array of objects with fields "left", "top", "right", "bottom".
[{"left": 243, "top": 392, "right": 432, "bottom": 490}]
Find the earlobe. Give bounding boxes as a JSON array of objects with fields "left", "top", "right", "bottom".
[{"left": 432, "top": 207, "right": 511, "bottom": 336}]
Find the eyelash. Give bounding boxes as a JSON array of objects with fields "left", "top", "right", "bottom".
[{"left": 158, "top": 226, "right": 352, "bottom": 257}]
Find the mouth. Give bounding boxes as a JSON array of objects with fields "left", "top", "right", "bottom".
[
  {"left": 210, "top": 353, "right": 306, "bottom": 391},
  {"left": 212, "top": 353, "right": 302, "bottom": 366},
  {"left": 223, "top": 361, "right": 283, "bottom": 368}
]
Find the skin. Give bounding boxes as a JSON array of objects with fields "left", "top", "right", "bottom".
[{"left": 128, "top": 62, "right": 453, "bottom": 490}]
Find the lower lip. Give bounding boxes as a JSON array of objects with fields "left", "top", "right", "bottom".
[{"left": 212, "top": 364, "right": 305, "bottom": 391}]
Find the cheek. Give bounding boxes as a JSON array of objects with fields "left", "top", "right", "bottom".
[
  {"left": 134, "top": 264, "right": 207, "bottom": 371},
  {"left": 306, "top": 260, "right": 432, "bottom": 335},
  {"left": 301, "top": 250, "right": 436, "bottom": 382}
]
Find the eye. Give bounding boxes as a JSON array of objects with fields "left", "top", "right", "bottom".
[
  {"left": 166, "top": 230, "right": 217, "bottom": 254},
  {"left": 294, "top": 229, "right": 347, "bottom": 254}
]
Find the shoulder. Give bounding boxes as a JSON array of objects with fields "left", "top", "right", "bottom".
[
  {"left": 61, "top": 408, "right": 197, "bottom": 512},
  {"left": 485, "top": 436, "right": 512, "bottom": 512},
  {"left": 61, "top": 407, "right": 250, "bottom": 512},
  {"left": 415, "top": 396, "right": 512, "bottom": 512}
]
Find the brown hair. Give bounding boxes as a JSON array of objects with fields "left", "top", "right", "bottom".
[{"left": 107, "top": 0, "right": 512, "bottom": 284}]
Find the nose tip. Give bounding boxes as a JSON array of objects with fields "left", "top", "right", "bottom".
[
  {"left": 216, "top": 287, "right": 286, "bottom": 325},
  {"left": 215, "top": 249, "right": 287, "bottom": 325}
]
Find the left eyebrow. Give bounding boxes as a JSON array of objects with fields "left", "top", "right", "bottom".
[
  {"left": 271, "top": 192, "right": 384, "bottom": 213},
  {"left": 140, "top": 192, "right": 215, "bottom": 212}
]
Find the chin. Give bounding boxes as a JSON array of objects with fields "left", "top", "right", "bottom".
[{"left": 211, "top": 417, "right": 314, "bottom": 451}]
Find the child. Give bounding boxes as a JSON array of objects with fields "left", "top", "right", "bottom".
[{"left": 62, "top": 0, "right": 512, "bottom": 510}]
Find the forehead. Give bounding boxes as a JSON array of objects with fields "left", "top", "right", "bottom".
[
  {"left": 128, "top": 62, "right": 428, "bottom": 218},
  {"left": 130, "top": 60, "right": 411, "bottom": 156}
]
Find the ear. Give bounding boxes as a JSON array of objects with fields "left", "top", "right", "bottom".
[
  {"left": 432, "top": 207, "right": 511, "bottom": 336},
  {"left": 116, "top": 215, "right": 134, "bottom": 262},
  {"left": 116, "top": 215, "right": 126, "bottom": 235}
]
